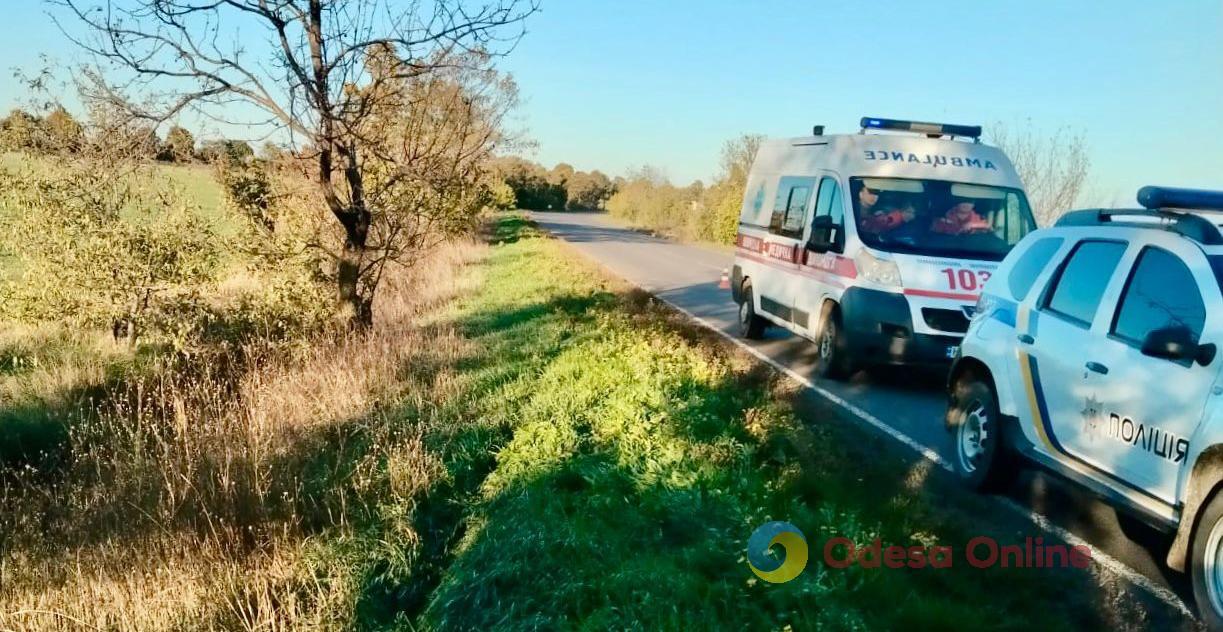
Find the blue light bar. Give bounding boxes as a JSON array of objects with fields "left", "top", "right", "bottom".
[
  {"left": 1137, "top": 186, "right": 1223, "bottom": 211},
  {"left": 860, "top": 117, "right": 982, "bottom": 139}
]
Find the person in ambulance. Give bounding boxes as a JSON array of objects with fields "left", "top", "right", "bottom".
[
  {"left": 931, "top": 201, "right": 992, "bottom": 235},
  {"left": 858, "top": 183, "right": 918, "bottom": 236}
]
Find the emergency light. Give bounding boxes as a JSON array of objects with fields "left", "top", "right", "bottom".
[
  {"left": 1137, "top": 186, "right": 1223, "bottom": 212},
  {"left": 860, "top": 117, "right": 982, "bottom": 140}
]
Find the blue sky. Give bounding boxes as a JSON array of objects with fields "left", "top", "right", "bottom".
[
  {"left": 3, "top": 1, "right": 1220, "bottom": 203},
  {"left": 496, "top": 0, "right": 1223, "bottom": 202}
]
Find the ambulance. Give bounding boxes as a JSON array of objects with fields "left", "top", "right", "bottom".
[{"left": 730, "top": 117, "right": 1037, "bottom": 378}]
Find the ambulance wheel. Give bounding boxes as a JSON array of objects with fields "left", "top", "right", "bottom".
[
  {"left": 946, "top": 376, "right": 1013, "bottom": 492},
  {"left": 1190, "top": 492, "right": 1223, "bottom": 628},
  {"left": 813, "top": 309, "right": 853, "bottom": 380},
  {"left": 738, "top": 282, "right": 767, "bottom": 339}
]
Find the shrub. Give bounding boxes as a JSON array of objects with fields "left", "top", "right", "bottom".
[{"left": 0, "top": 161, "right": 221, "bottom": 344}]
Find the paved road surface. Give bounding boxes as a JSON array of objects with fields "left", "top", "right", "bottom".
[{"left": 530, "top": 210, "right": 1196, "bottom": 620}]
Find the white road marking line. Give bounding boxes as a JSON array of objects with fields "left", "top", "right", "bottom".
[{"left": 534, "top": 217, "right": 1194, "bottom": 618}]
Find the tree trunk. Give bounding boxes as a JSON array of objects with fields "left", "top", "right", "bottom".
[{"left": 337, "top": 212, "right": 373, "bottom": 329}]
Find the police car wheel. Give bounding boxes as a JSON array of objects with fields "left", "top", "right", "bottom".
[
  {"left": 739, "top": 283, "right": 766, "bottom": 339},
  {"left": 814, "top": 310, "right": 853, "bottom": 380},
  {"left": 1190, "top": 492, "right": 1223, "bottom": 628},
  {"left": 948, "top": 378, "right": 1011, "bottom": 492}
]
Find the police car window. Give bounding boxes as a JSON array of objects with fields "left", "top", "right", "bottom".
[
  {"left": 1111, "top": 247, "right": 1205, "bottom": 346},
  {"left": 1044, "top": 240, "right": 1127, "bottom": 326},
  {"left": 1007, "top": 237, "right": 1063, "bottom": 300}
]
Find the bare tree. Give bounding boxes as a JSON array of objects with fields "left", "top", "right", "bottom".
[
  {"left": 989, "top": 122, "right": 1090, "bottom": 226},
  {"left": 719, "top": 133, "right": 764, "bottom": 184},
  {"left": 51, "top": 0, "right": 536, "bottom": 326}
]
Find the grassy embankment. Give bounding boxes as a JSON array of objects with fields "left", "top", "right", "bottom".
[{"left": 1, "top": 209, "right": 1176, "bottom": 629}]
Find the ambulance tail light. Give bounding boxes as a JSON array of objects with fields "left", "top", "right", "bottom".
[{"left": 855, "top": 249, "right": 902, "bottom": 287}]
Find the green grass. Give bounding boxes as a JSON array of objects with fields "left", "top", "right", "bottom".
[{"left": 318, "top": 213, "right": 1147, "bottom": 630}]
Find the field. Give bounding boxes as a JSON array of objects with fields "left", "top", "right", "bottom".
[{"left": 1, "top": 205, "right": 1180, "bottom": 629}]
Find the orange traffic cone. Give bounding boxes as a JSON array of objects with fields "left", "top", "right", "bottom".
[{"left": 718, "top": 268, "right": 730, "bottom": 289}]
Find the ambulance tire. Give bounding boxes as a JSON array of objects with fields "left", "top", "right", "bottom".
[
  {"left": 947, "top": 376, "right": 1013, "bottom": 493},
  {"left": 1190, "top": 491, "right": 1223, "bottom": 629},
  {"left": 738, "top": 282, "right": 767, "bottom": 339},
  {"left": 813, "top": 308, "right": 854, "bottom": 380}
]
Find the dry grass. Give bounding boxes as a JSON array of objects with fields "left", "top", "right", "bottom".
[{"left": 0, "top": 240, "right": 486, "bottom": 631}]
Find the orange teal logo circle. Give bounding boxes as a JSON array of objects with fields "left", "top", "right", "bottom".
[{"left": 747, "top": 521, "right": 808, "bottom": 583}]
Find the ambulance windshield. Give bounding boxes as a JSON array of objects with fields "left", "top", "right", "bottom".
[{"left": 849, "top": 177, "right": 1036, "bottom": 260}]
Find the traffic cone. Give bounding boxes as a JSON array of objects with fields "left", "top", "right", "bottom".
[{"left": 718, "top": 268, "right": 730, "bottom": 289}]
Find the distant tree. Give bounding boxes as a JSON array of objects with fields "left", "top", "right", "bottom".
[
  {"left": 197, "top": 139, "right": 254, "bottom": 164},
  {"left": 163, "top": 125, "right": 196, "bottom": 162},
  {"left": 565, "top": 169, "right": 615, "bottom": 210},
  {"left": 989, "top": 123, "right": 1090, "bottom": 226},
  {"left": 0, "top": 109, "right": 45, "bottom": 152},
  {"left": 549, "top": 162, "right": 575, "bottom": 186},
  {"left": 701, "top": 134, "right": 763, "bottom": 242},
  {"left": 260, "top": 141, "right": 287, "bottom": 162},
  {"left": 494, "top": 156, "right": 566, "bottom": 210},
  {"left": 719, "top": 134, "right": 764, "bottom": 184},
  {"left": 43, "top": 106, "right": 84, "bottom": 152}
]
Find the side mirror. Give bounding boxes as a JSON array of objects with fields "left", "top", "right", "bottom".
[
  {"left": 1141, "top": 325, "right": 1215, "bottom": 366},
  {"left": 806, "top": 215, "right": 836, "bottom": 253}
]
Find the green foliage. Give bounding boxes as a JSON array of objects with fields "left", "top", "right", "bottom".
[
  {"left": 493, "top": 156, "right": 567, "bottom": 210},
  {"left": 0, "top": 109, "right": 46, "bottom": 153},
  {"left": 564, "top": 168, "right": 614, "bottom": 210},
  {"left": 491, "top": 157, "right": 615, "bottom": 211},
  {"left": 198, "top": 138, "right": 255, "bottom": 164},
  {"left": 43, "top": 107, "right": 85, "bottom": 153},
  {"left": 606, "top": 134, "right": 763, "bottom": 243},
  {"left": 0, "top": 161, "right": 221, "bottom": 342},
  {"left": 216, "top": 154, "right": 275, "bottom": 231},
  {"left": 486, "top": 178, "right": 517, "bottom": 211}
]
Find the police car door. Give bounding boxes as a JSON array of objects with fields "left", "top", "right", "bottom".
[
  {"left": 760, "top": 176, "right": 817, "bottom": 329},
  {"left": 1081, "top": 238, "right": 1221, "bottom": 503},
  {"left": 793, "top": 174, "right": 847, "bottom": 333},
  {"left": 1019, "top": 239, "right": 1129, "bottom": 471}
]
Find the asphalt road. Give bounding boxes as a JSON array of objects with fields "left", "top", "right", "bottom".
[{"left": 530, "top": 210, "right": 1197, "bottom": 622}]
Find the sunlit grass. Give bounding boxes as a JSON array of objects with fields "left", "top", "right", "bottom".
[{"left": 0, "top": 212, "right": 1170, "bottom": 630}]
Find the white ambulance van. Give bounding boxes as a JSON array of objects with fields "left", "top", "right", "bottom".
[{"left": 731, "top": 117, "right": 1037, "bottom": 378}]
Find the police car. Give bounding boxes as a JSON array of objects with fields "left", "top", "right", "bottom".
[
  {"left": 732, "top": 117, "right": 1036, "bottom": 378},
  {"left": 945, "top": 186, "right": 1223, "bottom": 625}
]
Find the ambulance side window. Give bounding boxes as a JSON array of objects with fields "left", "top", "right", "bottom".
[
  {"left": 770, "top": 176, "right": 815, "bottom": 239},
  {"left": 811, "top": 177, "right": 845, "bottom": 252}
]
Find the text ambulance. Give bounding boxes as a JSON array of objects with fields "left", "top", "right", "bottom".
[{"left": 730, "top": 117, "right": 1037, "bottom": 378}]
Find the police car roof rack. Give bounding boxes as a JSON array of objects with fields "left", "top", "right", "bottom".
[
  {"left": 859, "top": 117, "right": 982, "bottom": 143},
  {"left": 1056, "top": 186, "right": 1223, "bottom": 245}
]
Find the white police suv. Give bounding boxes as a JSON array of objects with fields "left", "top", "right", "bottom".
[{"left": 946, "top": 186, "right": 1223, "bottom": 625}]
